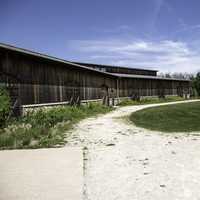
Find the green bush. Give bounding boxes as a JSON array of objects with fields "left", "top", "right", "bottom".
[
  {"left": 117, "top": 96, "right": 184, "bottom": 106},
  {"left": 0, "top": 102, "right": 114, "bottom": 149},
  {"left": 192, "top": 72, "right": 200, "bottom": 97},
  {"left": 0, "top": 87, "right": 11, "bottom": 127}
]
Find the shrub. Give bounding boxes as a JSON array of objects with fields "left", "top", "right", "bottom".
[
  {"left": 117, "top": 96, "right": 184, "bottom": 106},
  {"left": 0, "top": 87, "right": 11, "bottom": 127},
  {"left": 0, "top": 102, "right": 114, "bottom": 149},
  {"left": 192, "top": 72, "right": 200, "bottom": 97}
]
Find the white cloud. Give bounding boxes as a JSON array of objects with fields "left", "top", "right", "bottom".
[
  {"left": 67, "top": 39, "right": 200, "bottom": 74},
  {"left": 174, "top": 23, "right": 200, "bottom": 34}
]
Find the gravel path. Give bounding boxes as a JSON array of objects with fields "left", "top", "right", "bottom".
[
  {"left": 0, "top": 147, "right": 83, "bottom": 200},
  {"left": 67, "top": 100, "right": 200, "bottom": 200}
]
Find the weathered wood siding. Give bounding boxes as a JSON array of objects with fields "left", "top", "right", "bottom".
[
  {"left": 0, "top": 49, "right": 116, "bottom": 105},
  {"left": 0, "top": 47, "right": 191, "bottom": 106},
  {"left": 117, "top": 78, "right": 190, "bottom": 98}
]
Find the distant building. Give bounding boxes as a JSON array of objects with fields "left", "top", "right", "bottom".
[{"left": 0, "top": 43, "right": 191, "bottom": 109}]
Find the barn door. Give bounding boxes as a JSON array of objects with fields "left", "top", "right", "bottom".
[
  {"left": 7, "top": 84, "right": 22, "bottom": 117},
  {"left": 69, "top": 82, "right": 81, "bottom": 106},
  {"left": 158, "top": 82, "right": 165, "bottom": 99},
  {"left": 101, "top": 84, "right": 109, "bottom": 106},
  {"left": 73, "top": 86, "right": 81, "bottom": 105},
  {"left": 177, "top": 86, "right": 183, "bottom": 97}
]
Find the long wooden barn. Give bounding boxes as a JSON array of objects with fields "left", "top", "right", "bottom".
[{"left": 0, "top": 43, "right": 191, "bottom": 109}]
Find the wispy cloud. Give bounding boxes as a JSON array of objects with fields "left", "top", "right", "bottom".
[
  {"left": 67, "top": 39, "right": 200, "bottom": 73},
  {"left": 153, "top": 0, "right": 165, "bottom": 20},
  {"left": 99, "top": 25, "right": 132, "bottom": 33},
  {"left": 151, "top": 0, "right": 166, "bottom": 32},
  {"left": 175, "top": 23, "right": 200, "bottom": 34}
]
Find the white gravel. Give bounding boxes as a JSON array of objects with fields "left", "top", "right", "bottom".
[
  {"left": 67, "top": 99, "right": 200, "bottom": 200},
  {"left": 0, "top": 147, "right": 83, "bottom": 200}
]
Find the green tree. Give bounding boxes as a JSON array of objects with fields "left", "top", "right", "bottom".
[
  {"left": 193, "top": 72, "right": 200, "bottom": 96},
  {"left": 0, "top": 87, "right": 11, "bottom": 127}
]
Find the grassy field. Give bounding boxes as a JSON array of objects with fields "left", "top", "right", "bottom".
[
  {"left": 117, "top": 96, "right": 185, "bottom": 106},
  {"left": 130, "top": 101, "right": 200, "bottom": 133},
  {"left": 0, "top": 103, "right": 114, "bottom": 150}
]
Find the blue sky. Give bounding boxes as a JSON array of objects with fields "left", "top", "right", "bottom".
[{"left": 1, "top": 0, "right": 200, "bottom": 73}]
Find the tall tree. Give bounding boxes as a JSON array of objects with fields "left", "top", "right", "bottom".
[{"left": 193, "top": 72, "right": 200, "bottom": 96}]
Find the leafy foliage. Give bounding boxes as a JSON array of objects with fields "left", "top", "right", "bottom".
[
  {"left": 0, "top": 103, "right": 113, "bottom": 149},
  {"left": 0, "top": 87, "right": 11, "bottom": 128},
  {"left": 192, "top": 72, "right": 200, "bottom": 96},
  {"left": 117, "top": 96, "right": 184, "bottom": 106}
]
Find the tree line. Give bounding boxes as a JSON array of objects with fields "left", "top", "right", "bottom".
[{"left": 158, "top": 72, "right": 200, "bottom": 96}]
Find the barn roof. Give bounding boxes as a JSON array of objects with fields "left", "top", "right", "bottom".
[
  {"left": 73, "top": 62, "right": 158, "bottom": 72},
  {"left": 0, "top": 43, "right": 114, "bottom": 77},
  {"left": 0, "top": 43, "right": 190, "bottom": 82},
  {"left": 108, "top": 73, "right": 190, "bottom": 81}
]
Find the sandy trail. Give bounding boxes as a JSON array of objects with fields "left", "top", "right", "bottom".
[{"left": 67, "top": 100, "right": 200, "bottom": 200}]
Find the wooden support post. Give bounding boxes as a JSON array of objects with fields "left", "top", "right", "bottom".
[{"left": 116, "top": 78, "right": 120, "bottom": 104}]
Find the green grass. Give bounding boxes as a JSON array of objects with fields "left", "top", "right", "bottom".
[
  {"left": 0, "top": 103, "right": 114, "bottom": 150},
  {"left": 117, "top": 96, "right": 185, "bottom": 106},
  {"left": 130, "top": 101, "right": 200, "bottom": 133}
]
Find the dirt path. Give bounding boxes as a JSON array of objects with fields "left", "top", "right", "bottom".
[
  {"left": 67, "top": 100, "right": 200, "bottom": 200},
  {"left": 0, "top": 147, "right": 83, "bottom": 200}
]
